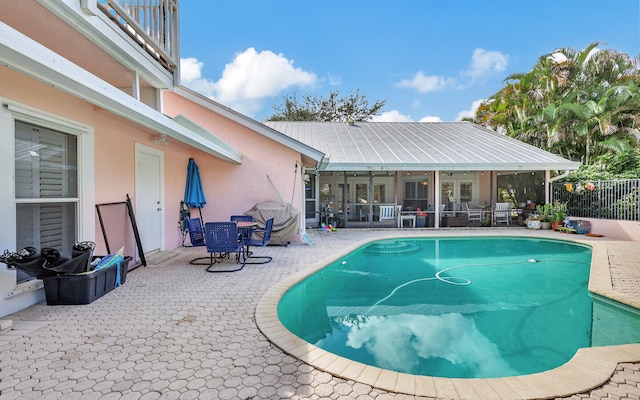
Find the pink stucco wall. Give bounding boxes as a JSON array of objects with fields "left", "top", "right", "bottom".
[
  {"left": 2, "top": 67, "right": 308, "bottom": 256},
  {"left": 575, "top": 218, "right": 640, "bottom": 241},
  {"left": 162, "top": 92, "right": 305, "bottom": 223}
]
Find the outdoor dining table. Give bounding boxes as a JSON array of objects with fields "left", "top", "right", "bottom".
[
  {"left": 236, "top": 221, "right": 257, "bottom": 229},
  {"left": 236, "top": 221, "right": 257, "bottom": 254}
]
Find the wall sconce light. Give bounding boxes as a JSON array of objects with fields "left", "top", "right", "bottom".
[{"left": 155, "top": 134, "right": 169, "bottom": 145}]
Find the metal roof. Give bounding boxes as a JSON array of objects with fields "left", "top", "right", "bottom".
[{"left": 264, "top": 121, "right": 580, "bottom": 171}]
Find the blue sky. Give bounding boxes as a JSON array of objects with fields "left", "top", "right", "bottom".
[{"left": 179, "top": 1, "right": 640, "bottom": 122}]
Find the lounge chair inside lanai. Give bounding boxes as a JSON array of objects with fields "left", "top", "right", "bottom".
[{"left": 493, "top": 202, "right": 511, "bottom": 225}]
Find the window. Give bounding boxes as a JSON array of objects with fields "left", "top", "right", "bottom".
[
  {"left": 355, "top": 183, "right": 368, "bottom": 203},
  {"left": 304, "top": 174, "right": 316, "bottom": 220},
  {"left": 14, "top": 121, "right": 78, "bottom": 282},
  {"left": 337, "top": 183, "right": 349, "bottom": 212},
  {"left": 438, "top": 173, "right": 479, "bottom": 211},
  {"left": 404, "top": 179, "right": 429, "bottom": 210},
  {"left": 459, "top": 182, "right": 473, "bottom": 204},
  {"left": 373, "top": 184, "right": 386, "bottom": 203}
]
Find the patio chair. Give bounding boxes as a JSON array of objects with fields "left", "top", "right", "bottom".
[
  {"left": 200, "top": 222, "right": 247, "bottom": 273},
  {"left": 493, "top": 202, "right": 511, "bottom": 225},
  {"left": 245, "top": 217, "right": 274, "bottom": 264},
  {"left": 378, "top": 205, "right": 395, "bottom": 223},
  {"left": 185, "top": 218, "right": 210, "bottom": 264},
  {"left": 187, "top": 218, "right": 205, "bottom": 247},
  {"left": 359, "top": 207, "right": 368, "bottom": 222},
  {"left": 231, "top": 215, "right": 254, "bottom": 242},
  {"left": 466, "top": 202, "right": 482, "bottom": 223}
]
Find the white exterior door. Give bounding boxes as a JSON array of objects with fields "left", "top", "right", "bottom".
[{"left": 135, "top": 144, "right": 164, "bottom": 253}]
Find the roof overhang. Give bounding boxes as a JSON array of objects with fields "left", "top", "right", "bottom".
[
  {"left": 266, "top": 121, "right": 580, "bottom": 173},
  {"left": 320, "top": 162, "right": 580, "bottom": 172},
  {"left": 0, "top": 22, "right": 241, "bottom": 163},
  {"left": 172, "top": 86, "right": 325, "bottom": 165}
]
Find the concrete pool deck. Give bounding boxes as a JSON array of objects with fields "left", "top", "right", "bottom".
[{"left": 1, "top": 228, "right": 639, "bottom": 399}]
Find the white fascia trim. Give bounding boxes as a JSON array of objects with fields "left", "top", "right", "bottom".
[
  {"left": 321, "top": 162, "right": 581, "bottom": 172},
  {"left": 39, "top": 0, "right": 173, "bottom": 88},
  {"left": 173, "top": 86, "right": 325, "bottom": 162},
  {"left": 172, "top": 115, "right": 242, "bottom": 161},
  {"left": 0, "top": 22, "right": 241, "bottom": 163}
]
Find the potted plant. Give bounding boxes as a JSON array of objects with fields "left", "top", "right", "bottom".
[
  {"left": 551, "top": 202, "right": 567, "bottom": 231},
  {"left": 536, "top": 203, "right": 552, "bottom": 229}
]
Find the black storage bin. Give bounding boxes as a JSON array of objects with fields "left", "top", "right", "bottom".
[{"left": 42, "top": 256, "right": 131, "bottom": 305}]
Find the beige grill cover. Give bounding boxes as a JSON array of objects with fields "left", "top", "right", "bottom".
[{"left": 244, "top": 201, "right": 300, "bottom": 245}]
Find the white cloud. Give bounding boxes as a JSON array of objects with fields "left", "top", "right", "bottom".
[
  {"left": 370, "top": 110, "right": 414, "bottom": 122},
  {"left": 180, "top": 57, "right": 204, "bottom": 81},
  {"left": 327, "top": 73, "right": 342, "bottom": 86},
  {"left": 180, "top": 48, "right": 317, "bottom": 116},
  {"left": 395, "top": 71, "right": 455, "bottom": 93},
  {"left": 345, "top": 313, "right": 515, "bottom": 376},
  {"left": 455, "top": 98, "right": 485, "bottom": 121},
  {"left": 467, "top": 48, "right": 509, "bottom": 79},
  {"left": 395, "top": 48, "right": 508, "bottom": 94},
  {"left": 419, "top": 116, "right": 442, "bottom": 122}
]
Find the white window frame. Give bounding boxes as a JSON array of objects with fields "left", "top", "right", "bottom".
[
  {"left": 0, "top": 99, "right": 94, "bottom": 291},
  {"left": 439, "top": 173, "right": 479, "bottom": 211},
  {"left": 403, "top": 177, "right": 431, "bottom": 208}
]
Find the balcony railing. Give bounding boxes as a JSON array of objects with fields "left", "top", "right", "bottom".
[{"left": 97, "top": 0, "right": 178, "bottom": 72}]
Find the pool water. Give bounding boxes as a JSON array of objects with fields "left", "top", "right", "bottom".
[{"left": 278, "top": 237, "right": 640, "bottom": 378}]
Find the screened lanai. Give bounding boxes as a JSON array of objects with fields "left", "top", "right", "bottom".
[{"left": 264, "top": 121, "right": 580, "bottom": 228}]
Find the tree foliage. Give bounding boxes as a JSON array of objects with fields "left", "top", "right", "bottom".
[
  {"left": 268, "top": 89, "right": 386, "bottom": 122},
  {"left": 474, "top": 42, "right": 640, "bottom": 175}
]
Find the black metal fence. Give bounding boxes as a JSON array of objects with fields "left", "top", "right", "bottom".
[{"left": 551, "top": 179, "right": 640, "bottom": 221}]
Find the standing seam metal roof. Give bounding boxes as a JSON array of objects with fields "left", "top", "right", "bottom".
[{"left": 264, "top": 121, "right": 580, "bottom": 171}]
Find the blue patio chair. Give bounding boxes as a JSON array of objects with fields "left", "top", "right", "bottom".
[
  {"left": 186, "top": 218, "right": 209, "bottom": 265},
  {"left": 202, "top": 222, "right": 247, "bottom": 273},
  {"left": 230, "top": 215, "right": 254, "bottom": 243},
  {"left": 187, "top": 218, "right": 206, "bottom": 247},
  {"left": 245, "top": 217, "right": 274, "bottom": 264}
]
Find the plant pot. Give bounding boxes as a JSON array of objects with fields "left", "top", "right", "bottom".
[
  {"left": 527, "top": 220, "right": 541, "bottom": 230},
  {"left": 541, "top": 221, "right": 551, "bottom": 230},
  {"left": 551, "top": 221, "right": 561, "bottom": 231}
]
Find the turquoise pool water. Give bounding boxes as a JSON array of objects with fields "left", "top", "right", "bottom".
[{"left": 278, "top": 236, "right": 640, "bottom": 378}]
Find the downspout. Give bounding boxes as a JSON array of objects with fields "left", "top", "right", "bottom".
[{"left": 547, "top": 170, "right": 571, "bottom": 204}]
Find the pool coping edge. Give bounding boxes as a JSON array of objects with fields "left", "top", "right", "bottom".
[{"left": 255, "top": 232, "right": 640, "bottom": 400}]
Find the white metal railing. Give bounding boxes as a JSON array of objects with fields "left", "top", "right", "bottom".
[
  {"left": 552, "top": 179, "right": 640, "bottom": 221},
  {"left": 97, "top": 0, "right": 178, "bottom": 72}
]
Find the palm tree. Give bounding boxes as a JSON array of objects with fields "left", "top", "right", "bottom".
[{"left": 474, "top": 43, "right": 640, "bottom": 164}]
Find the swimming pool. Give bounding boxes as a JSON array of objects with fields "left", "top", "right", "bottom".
[{"left": 277, "top": 236, "right": 640, "bottom": 379}]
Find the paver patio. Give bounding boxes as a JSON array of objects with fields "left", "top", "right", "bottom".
[{"left": 1, "top": 228, "right": 639, "bottom": 400}]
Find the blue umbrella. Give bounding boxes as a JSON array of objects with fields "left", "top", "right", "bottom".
[{"left": 184, "top": 158, "right": 206, "bottom": 208}]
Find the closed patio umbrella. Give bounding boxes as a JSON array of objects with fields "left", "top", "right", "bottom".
[{"left": 184, "top": 158, "right": 206, "bottom": 210}]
